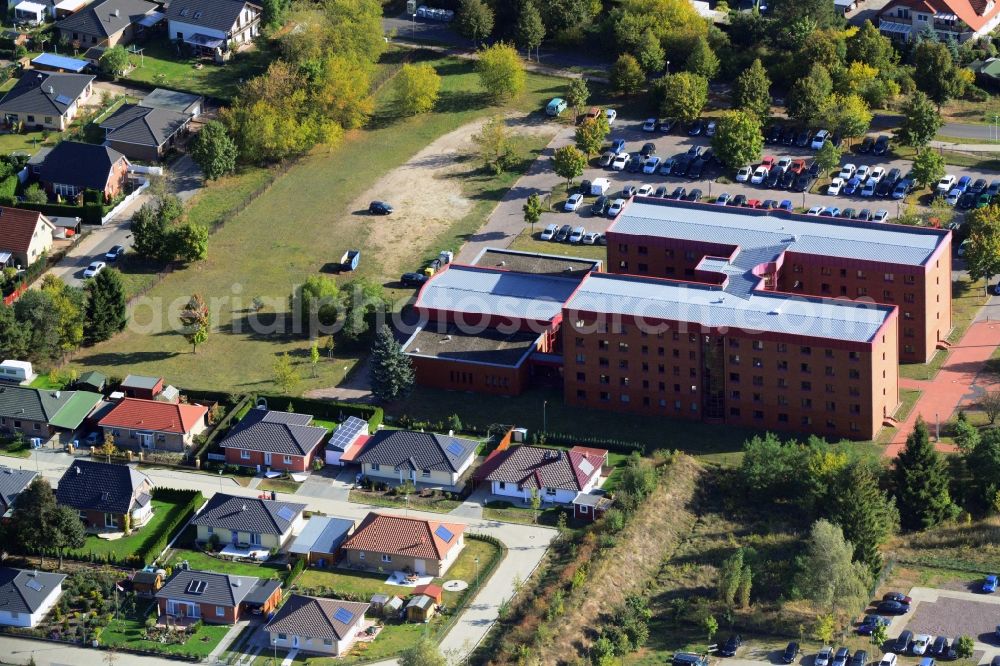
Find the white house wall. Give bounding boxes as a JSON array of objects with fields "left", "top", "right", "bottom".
[{"left": 168, "top": 19, "right": 226, "bottom": 42}]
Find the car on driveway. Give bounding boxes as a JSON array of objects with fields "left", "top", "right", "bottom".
[
  {"left": 817, "top": 647, "right": 834, "bottom": 666},
  {"left": 737, "top": 166, "right": 752, "bottom": 183},
  {"left": 540, "top": 223, "right": 557, "bottom": 240},
  {"left": 565, "top": 193, "right": 584, "bottom": 211},
  {"left": 913, "top": 635, "right": 932, "bottom": 656},
  {"left": 369, "top": 200, "right": 393, "bottom": 215},
  {"left": 643, "top": 156, "right": 661, "bottom": 174},
  {"left": 983, "top": 574, "right": 998, "bottom": 592},
  {"left": 105, "top": 245, "right": 125, "bottom": 261},
  {"left": 83, "top": 261, "right": 105, "bottom": 278},
  {"left": 607, "top": 199, "right": 626, "bottom": 217},
  {"left": 878, "top": 600, "right": 910, "bottom": 614},
  {"left": 719, "top": 635, "right": 742, "bottom": 657},
  {"left": 783, "top": 643, "right": 799, "bottom": 664},
  {"left": 828, "top": 178, "right": 845, "bottom": 195}
]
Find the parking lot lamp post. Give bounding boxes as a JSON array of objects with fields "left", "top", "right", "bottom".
[
  {"left": 993, "top": 114, "right": 1000, "bottom": 142},
  {"left": 542, "top": 400, "right": 548, "bottom": 434},
  {"left": 272, "top": 637, "right": 277, "bottom": 665},
  {"left": 475, "top": 556, "right": 480, "bottom": 590},
  {"left": 666, "top": 60, "right": 670, "bottom": 75}
]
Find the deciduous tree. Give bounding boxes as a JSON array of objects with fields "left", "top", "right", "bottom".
[
  {"left": 574, "top": 113, "right": 610, "bottom": 157},
  {"left": 711, "top": 110, "right": 763, "bottom": 169},
  {"left": 369, "top": 324, "right": 415, "bottom": 402},
  {"left": 472, "top": 115, "right": 518, "bottom": 175},
  {"left": 313, "top": 55, "right": 375, "bottom": 130},
  {"left": 911, "top": 148, "right": 946, "bottom": 189},
  {"left": 190, "top": 121, "right": 238, "bottom": 180},
  {"left": 179, "top": 293, "right": 210, "bottom": 353},
  {"left": 11, "top": 478, "right": 57, "bottom": 566},
  {"left": 50, "top": 505, "right": 85, "bottom": 569},
  {"left": 0, "top": 303, "right": 29, "bottom": 360},
  {"left": 982, "top": 390, "right": 1000, "bottom": 425},
  {"left": 514, "top": 0, "right": 545, "bottom": 62},
  {"left": 566, "top": 78, "right": 589, "bottom": 115},
  {"left": 964, "top": 204, "right": 1000, "bottom": 291},
  {"left": 475, "top": 42, "right": 526, "bottom": 103},
  {"left": 523, "top": 192, "right": 543, "bottom": 234},
  {"left": 457, "top": 0, "right": 494, "bottom": 44},
  {"left": 612, "top": 53, "right": 645, "bottom": 95},
  {"left": 847, "top": 21, "right": 898, "bottom": 75},
  {"left": 833, "top": 93, "right": 873, "bottom": 146},
  {"left": 85, "top": 267, "right": 127, "bottom": 344},
  {"left": 399, "top": 637, "right": 447, "bottom": 666},
  {"left": 898, "top": 91, "right": 942, "bottom": 148},
  {"left": 272, "top": 351, "right": 300, "bottom": 394},
  {"left": 685, "top": 35, "right": 719, "bottom": 80},
  {"left": 40, "top": 275, "right": 83, "bottom": 358},
  {"left": 633, "top": 28, "right": 665, "bottom": 74},
  {"left": 796, "top": 519, "right": 871, "bottom": 616},
  {"left": 392, "top": 63, "right": 441, "bottom": 116},
  {"left": 733, "top": 58, "right": 771, "bottom": 121},
  {"left": 12, "top": 289, "right": 61, "bottom": 363},
  {"left": 815, "top": 140, "right": 842, "bottom": 176},
  {"left": 168, "top": 223, "right": 208, "bottom": 263},
  {"left": 914, "top": 40, "right": 963, "bottom": 107},
  {"left": 99, "top": 46, "right": 131, "bottom": 77},
  {"left": 894, "top": 417, "right": 957, "bottom": 530},
  {"left": 553, "top": 145, "right": 587, "bottom": 190},
  {"left": 655, "top": 72, "right": 708, "bottom": 123}
]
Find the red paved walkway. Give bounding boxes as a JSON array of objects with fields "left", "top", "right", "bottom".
[{"left": 886, "top": 321, "right": 1000, "bottom": 457}]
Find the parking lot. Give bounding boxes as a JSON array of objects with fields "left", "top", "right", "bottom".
[
  {"left": 531, "top": 116, "right": 1000, "bottom": 248},
  {"left": 883, "top": 586, "right": 1000, "bottom": 664}
]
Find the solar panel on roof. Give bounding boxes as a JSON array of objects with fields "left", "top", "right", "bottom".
[
  {"left": 54, "top": 95, "right": 72, "bottom": 105},
  {"left": 578, "top": 458, "right": 594, "bottom": 476},
  {"left": 277, "top": 506, "right": 296, "bottom": 522},
  {"left": 434, "top": 525, "right": 454, "bottom": 543},
  {"left": 446, "top": 441, "right": 465, "bottom": 457},
  {"left": 186, "top": 579, "right": 206, "bottom": 594},
  {"left": 327, "top": 417, "right": 366, "bottom": 451},
  {"left": 24, "top": 578, "right": 43, "bottom": 592},
  {"left": 332, "top": 607, "right": 354, "bottom": 624}
]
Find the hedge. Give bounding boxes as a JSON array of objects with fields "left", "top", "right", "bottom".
[
  {"left": 539, "top": 431, "right": 645, "bottom": 455},
  {"left": 144, "top": 488, "right": 204, "bottom": 566},
  {"left": 192, "top": 392, "right": 252, "bottom": 462},
  {"left": 0, "top": 175, "right": 16, "bottom": 200},
  {"left": 6, "top": 200, "right": 105, "bottom": 225}
]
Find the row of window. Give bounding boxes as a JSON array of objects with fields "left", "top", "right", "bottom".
[
  {"left": 731, "top": 370, "right": 864, "bottom": 384},
  {"left": 446, "top": 371, "right": 511, "bottom": 388},
  {"left": 239, "top": 449, "right": 296, "bottom": 465},
  {"left": 369, "top": 463, "right": 434, "bottom": 478}
]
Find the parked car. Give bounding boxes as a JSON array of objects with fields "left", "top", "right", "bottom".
[
  {"left": 779, "top": 199, "right": 793, "bottom": 211},
  {"left": 945, "top": 188, "right": 962, "bottom": 206},
  {"left": 637, "top": 184, "right": 654, "bottom": 196},
  {"left": 105, "top": 245, "right": 125, "bottom": 261},
  {"left": 643, "top": 156, "right": 661, "bottom": 174},
  {"left": 659, "top": 118, "right": 677, "bottom": 133},
  {"left": 546, "top": 98, "right": 567, "bottom": 116},
  {"left": 599, "top": 151, "right": 617, "bottom": 167},
  {"left": 879, "top": 654, "right": 898, "bottom": 666},
  {"left": 607, "top": 199, "right": 626, "bottom": 217},
  {"left": 555, "top": 224, "right": 572, "bottom": 241},
  {"left": 958, "top": 191, "right": 978, "bottom": 209},
  {"left": 751, "top": 166, "right": 769, "bottom": 185},
  {"left": 793, "top": 173, "right": 814, "bottom": 192},
  {"left": 582, "top": 231, "right": 600, "bottom": 245},
  {"left": 858, "top": 136, "right": 875, "bottom": 153},
  {"left": 795, "top": 128, "right": 812, "bottom": 147},
  {"left": 659, "top": 158, "right": 677, "bottom": 175},
  {"left": 540, "top": 223, "right": 558, "bottom": 240},
  {"left": 612, "top": 153, "right": 631, "bottom": 171},
  {"left": 839, "top": 164, "right": 857, "bottom": 180},
  {"left": 913, "top": 635, "right": 932, "bottom": 656},
  {"left": 564, "top": 193, "right": 584, "bottom": 211},
  {"left": 861, "top": 179, "right": 878, "bottom": 197},
  {"left": 834, "top": 648, "right": 851, "bottom": 666},
  {"left": 956, "top": 175, "right": 972, "bottom": 193},
  {"left": 715, "top": 193, "right": 732, "bottom": 205},
  {"left": 780, "top": 170, "right": 797, "bottom": 189},
  {"left": 610, "top": 139, "right": 626, "bottom": 154},
  {"left": 766, "top": 168, "right": 783, "bottom": 188},
  {"left": 579, "top": 179, "right": 591, "bottom": 194},
  {"left": 855, "top": 165, "right": 871, "bottom": 182},
  {"left": 737, "top": 166, "right": 752, "bottom": 183},
  {"left": 983, "top": 574, "right": 998, "bottom": 592},
  {"left": 920, "top": 659, "right": 936, "bottom": 666},
  {"left": 670, "top": 186, "right": 687, "bottom": 200},
  {"left": 873, "top": 209, "right": 889, "bottom": 222},
  {"left": 591, "top": 178, "right": 611, "bottom": 195},
  {"left": 672, "top": 158, "right": 691, "bottom": 177},
  {"left": 818, "top": 207, "right": 841, "bottom": 217},
  {"left": 936, "top": 175, "right": 957, "bottom": 195},
  {"left": 873, "top": 135, "right": 890, "bottom": 155},
  {"left": 877, "top": 600, "right": 910, "bottom": 614},
  {"left": 369, "top": 200, "right": 393, "bottom": 215},
  {"left": 626, "top": 152, "right": 644, "bottom": 173},
  {"left": 604, "top": 108, "right": 617, "bottom": 124},
  {"left": 766, "top": 125, "right": 783, "bottom": 143},
  {"left": 929, "top": 637, "right": 950, "bottom": 658},
  {"left": 685, "top": 188, "right": 702, "bottom": 201},
  {"left": 844, "top": 176, "right": 862, "bottom": 196},
  {"left": 790, "top": 159, "right": 806, "bottom": 174},
  {"left": 817, "top": 647, "right": 834, "bottom": 666},
  {"left": 730, "top": 194, "right": 747, "bottom": 207},
  {"left": 851, "top": 651, "right": 869, "bottom": 666},
  {"left": 783, "top": 643, "right": 800, "bottom": 664},
  {"left": 83, "top": 261, "right": 105, "bottom": 278},
  {"left": 876, "top": 169, "right": 901, "bottom": 197},
  {"left": 687, "top": 145, "right": 704, "bottom": 158},
  {"left": 842, "top": 207, "right": 857, "bottom": 219},
  {"left": 400, "top": 272, "right": 428, "bottom": 287},
  {"left": 719, "top": 635, "right": 743, "bottom": 657},
  {"left": 978, "top": 193, "right": 992, "bottom": 208},
  {"left": 654, "top": 185, "right": 668, "bottom": 197},
  {"left": 688, "top": 119, "right": 705, "bottom": 135},
  {"left": 827, "top": 178, "right": 845, "bottom": 196},
  {"left": 568, "top": 226, "right": 585, "bottom": 243},
  {"left": 781, "top": 126, "right": 797, "bottom": 144},
  {"left": 857, "top": 208, "right": 872, "bottom": 221},
  {"left": 642, "top": 117, "right": 658, "bottom": 132},
  {"left": 807, "top": 206, "right": 823, "bottom": 215},
  {"left": 989, "top": 180, "right": 1000, "bottom": 198},
  {"left": 810, "top": 129, "right": 830, "bottom": 150},
  {"left": 705, "top": 120, "right": 717, "bottom": 137},
  {"left": 641, "top": 142, "right": 657, "bottom": 157},
  {"left": 687, "top": 159, "right": 705, "bottom": 179},
  {"left": 622, "top": 185, "right": 637, "bottom": 198},
  {"left": 893, "top": 179, "right": 913, "bottom": 199},
  {"left": 673, "top": 653, "right": 710, "bottom": 666},
  {"left": 970, "top": 178, "right": 988, "bottom": 194},
  {"left": 746, "top": 198, "right": 762, "bottom": 208},
  {"left": 762, "top": 199, "right": 778, "bottom": 209},
  {"left": 857, "top": 615, "right": 890, "bottom": 635}
]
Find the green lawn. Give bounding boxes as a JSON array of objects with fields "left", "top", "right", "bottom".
[
  {"left": 165, "top": 547, "right": 287, "bottom": 581},
  {"left": 482, "top": 503, "right": 566, "bottom": 526},
  {"left": 100, "top": 602, "right": 231, "bottom": 658},
  {"left": 509, "top": 229, "right": 607, "bottom": 261},
  {"left": 70, "top": 53, "right": 566, "bottom": 394},
  {"left": 258, "top": 476, "right": 303, "bottom": 494},
  {"left": 251, "top": 624, "right": 433, "bottom": 666},
  {"left": 120, "top": 40, "right": 274, "bottom": 100},
  {"left": 65, "top": 499, "right": 185, "bottom": 560},
  {"left": 348, "top": 489, "right": 461, "bottom": 513},
  {"left": 0, "top": 437, "right": 31, "bottom": 458}
]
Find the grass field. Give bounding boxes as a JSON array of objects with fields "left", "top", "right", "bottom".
[
  {"left": 70, "top": 53, "right": 566, "bottom": 394},
  {"left": 120, "top": 41, "right": 274, "bottom": 100},
  {"left": 258, "top": 476, "right": 303, "bottom": 494},
  {"left": 509, "top": 229, "right": 607, "bottom": 260},
  {"left": 348, "top": 488, "right": 461, "bottom": 513},
  {"left": 165, "top": 547, "right": 288, "bottom": 581},
  {"left": 65, "top": 499, "right": 182, "bottom": 560},
  {"left": 101, "top": 601, "right": 231, "bottom": 657}
]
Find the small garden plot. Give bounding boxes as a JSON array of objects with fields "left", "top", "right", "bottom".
[
  {"left": 100, "top": 606, "right": 231, "bottom": 659},
  {"left": 349, "top": 483, "right": 462, "bottom": 514}
]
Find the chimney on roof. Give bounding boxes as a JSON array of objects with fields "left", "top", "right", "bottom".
[
  {"left": 113, "top": 8, "right": 119, "bottom": 16},
  {"left": 75, "top": 466, "right": 80, "bottom": 474},
  {"left": 241, "top": 504, "right": 247, "bottom": 511},
  {"left": 46, "top": 86, "right": 54, "bottom": 95},
  {"left": 53, "top": 390, "right": 60, "bottom": 399}
]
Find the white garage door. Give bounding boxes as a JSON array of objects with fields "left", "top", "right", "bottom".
[{"left": 414, "top": 559, "right": 426, "bottom": 575}]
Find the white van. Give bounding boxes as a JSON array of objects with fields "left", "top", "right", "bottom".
[{"left": 590, "top": 178, "right": 610, "bottom": 195}]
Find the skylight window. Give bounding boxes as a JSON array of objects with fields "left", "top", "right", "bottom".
[
  {"left": 186, "top": 579, "right": 207, "bottom": 594},
  {"left": 24, "top": 579, "right": 43, "bottom": 592},
  {"left": 578, "top": 458, "right": 594, "bottom": 476},
  {"left": 332, "top": 607, "right": 354, "bottom": 624}
]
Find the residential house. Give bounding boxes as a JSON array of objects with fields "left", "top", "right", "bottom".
[
  {"left": 38, "top": 141, "right": 130, "bottom": 202},
  {"left": 99, "top": 103, "right": 191, "bottom": 162},
  {"left": 288, "top": 515, "right": 355, "bottom": 567},
  {"left": 190, "top": 493, "right": 306, "bottom": 550},
  {"left": 55, "top": 459, "right": 155, "bottom": 531},
  {"left": 156, "top": 568, "right": 281, "bottom": 624},
  {"left": 218, "top": 408, "right": 328, "bottom": 473},
  {"left": 878, "top": 0, "right": 1000, "bottom": 41},
  {"left": 120, "top": 374, "right": 163, "bottom": 400},
  {"left": 0, "top": 568, "right": 66, "bottom": 628},
  {"left": 0, "top": 207, "right": 56, "bottom": 269},
  {"left": 56, "top": 0, "right": 164, "bottom": 48},
  {"left": 98, "top": 397, "right": 208, "bottom": 452},
  {"left": 340, "top": 513, "right": 465, "bottom": 577},
  {"left": 0, "top": 466, "right": 37, "bottom": 517},
  {"left": 13, "top": 1, "right": 46, "bottom": 24},
  {"left": 138, "top": 87, "right": 203, "bottom": 117},
  {"left": 0, "top": 385, "right": 103, "bottom": 442},
  {"left": 166, "top": 0, "right": 261, "bottom": 60},
  {"left": 355, "top": 429, "right": 477, "bottom": 490},
  {"left": 477, "top": 445, "right": 606, "bottom": 505},
  {"left": 413, "top": 583, "right": 443, "bottom": 605},
  {"left": 0, "top": 71, "right": 94, "bottom": 131},
  {"left": 324, "top": 416, "right": 368, "bottom": 466},
  {"left": 265, "top": 594, "right": 370, "bottom": 656}
]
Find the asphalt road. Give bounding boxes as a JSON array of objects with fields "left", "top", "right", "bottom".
[{"left": 940, "top": 122, "right": 1000, "bottom": 141}]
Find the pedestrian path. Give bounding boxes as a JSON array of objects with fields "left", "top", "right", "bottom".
[{"left": 886, "top": 320, "right": 1000, "bottom": 456}]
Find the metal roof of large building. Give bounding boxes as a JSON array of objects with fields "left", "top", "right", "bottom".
[
  {"left": 415, "top": 264, "right": 580, "bottom": 322},
  {"left": 565, "top": 273, "right": 895, "bottom": 343},
  {"left": 609, "top": 199, "right": 948, "bottom": 268}
]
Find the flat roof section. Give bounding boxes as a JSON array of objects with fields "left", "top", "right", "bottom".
[
  {"left": 471, "top": 247, "right": 601, "bottom": 278},
  {"left": 416, "top": 264, "right": 581, "bottom": 322},
  {"left": 609, "top": 199, "right": 948, "bottom": 268},
  {"left": 402, "top": 324, "right": 541, "bottom": 367},
  {"left": 565, "top": 273, "right": 895, "bottom": 343}
]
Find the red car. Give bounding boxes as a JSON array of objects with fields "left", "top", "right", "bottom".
[
  {"left": 745, "top": 199, "right": 762, "bottom": 208},
  {"left": 789, "top": 159, "right": 806, "bottom": 174},
  {"left": 882, "top": 591, "right": 912, "bottom": 604}
]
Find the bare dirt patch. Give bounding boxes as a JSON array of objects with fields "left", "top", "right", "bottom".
[{"left": 351, "top": 112, "right": 560, "bottom": 280}]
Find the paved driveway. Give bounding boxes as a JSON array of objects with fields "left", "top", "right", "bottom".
[{"left": 887, "top": 587, "right": 1000, "bottom": 663}]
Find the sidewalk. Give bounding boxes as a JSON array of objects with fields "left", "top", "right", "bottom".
[{"left": 886, "top": 320, "right": 1000, "bottom": 456}]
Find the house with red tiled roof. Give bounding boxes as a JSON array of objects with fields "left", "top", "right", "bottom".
[
  {"left": 878, "top": 0, "right": 1000, "bottom": 41},
  {"left": 98, "top": 397, "right": 208, "bottom": 452},
  {"left": 339, "top": 513, "right": 465, "bottom": 577},
  {"left": 0, "top": 206, "right": 55, "bottom": 269},
  {"left": 477, "top": 445, "right": 606, "bottom": 505}
]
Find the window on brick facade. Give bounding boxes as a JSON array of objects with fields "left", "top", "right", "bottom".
[
  {"left": 600, "top": 391, "right": 610, "bottom": 401},
  {"left": 849, "top": 369, "right": 860, "bottom": 379},
  {"left": 801, "top": 346, "right": 811, "bottom": 355},
  {"left": 730, "top": 354, "right": 740, "bottom": 364},
  {"left": 730, "top": 390, "right": 741, "bottom": 400},
  {"left": 730, "top": 372, "right": 740, "bottom": 382},
  {"left": 801, "top": 398, "right": 812, "bottom": 408},
  {"left": 777, "top": 360, "right": 787, "bottom": 370},
  {"left": 857, "top": 287, "right": 868, "bottom": 296},
  {"left": 776, "top": 343, "right": 787, "bottom": 352},
  {"left": 730, "top": 407, "right": 741, "bottom": 416},
  {"left": 801, "top": 381, "right": 812, "bottom": 390},
  {"left": 904, "top": 275, "right": 915, "bottom": 284},
  {"left": 618, "top": 342, "right": 629, "bottom": 352},
  {"left": 752, "top": 376, "right": 764, "bottom": 386},
  {"left": 777, "top": 395, "right": 788, "bottom": 406},
  {"left": 821, "top": 267, "right": 832, "bottom": 276},
  {"left": 778, "top": 413, "right": 789, "bottom": 422},
  {"left": 752, "top": 340, "right": 764, "bottom": 350},
  {"left": 884, "top": 273, "right": 894, "bottom": 282},
  {"left": 777, "top": 378, "right": 788, "bottom": 388},
  {"left": 825, "top": 366, "right": 835, "bottom": 377},
  {"left": 801, "top": 363, "right": 810, "bottom": 373},
  {"left": 752, "top": 357, "right": 763, "bottom": 367},
  {"left": 753, "top": 410, "right": 764, "bottom": 419},
  {"left": 599, "top": 375, "right": 609, "bottom": 385}
]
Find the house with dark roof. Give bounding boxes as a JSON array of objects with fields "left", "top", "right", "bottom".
[
  {"left": 355, "top": 429, "right": 477, "bottom": 490},
  {"left": 55, "top": 459, "right": 155, "bottom": 532},
  {"left": 0, "top": 206, "right": 55, "bottom": 268},
  {"left": 288, "top": 515, "right": 355, "bottom": 566},
  {"left": 98, "top": 397, "right": 208, "bottom": 452},
  {"left": 0, "top": 385, "right": 103, "bottom": 441},
  {"left": 99, "top": 103, "right": 192, "bottom": 161},
  {"left": 166, "top": 0, "right": 261, "bottom": 60},
  {"left": 0, "top": 466, "right": 37, "bottom": 517},
  {"left": 477, "top": 445, "right": 606, "bottom": 505},
  {"left": 156, "top": 568, "right": 281, "bottom": 624},
  {"left": 38, "top": 141, "right": 130, "bottom": 202},
  {"left": 266, "top": 595, "right": 370, "bottom": 656},
  {"left": 219, "top": 407, "right": 328, "bottom": 473},
  {"left": 0, "top": 71, "right": 94, "bottom": 131},
  {"left": 56, "top": 0, "right": 163, "bottom": 48},
  {"left": 0, "top": 568, "right": 67, "bottom": 628},
  {"left": 190, "top": 493, "right": 306, "bottom": 550},
  {"left": 340, "top": 513, "right": 465, "bottom": 577}
]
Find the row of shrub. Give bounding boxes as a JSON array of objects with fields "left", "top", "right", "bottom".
[
  {"left": 540, "top": 431, "right": 645, "bottom": 455},
  {"left": 2, "top": 199, "right": 106, "bottom": 225}
]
